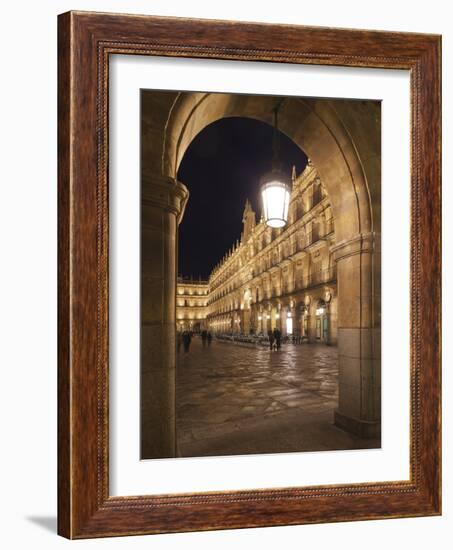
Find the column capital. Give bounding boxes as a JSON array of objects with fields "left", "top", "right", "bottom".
[
  {"left": 330, "top": 231, "right": 377, "bottom": 262},
  {"left": 142, "top": 173, "right": 189, "bottom": 224}
]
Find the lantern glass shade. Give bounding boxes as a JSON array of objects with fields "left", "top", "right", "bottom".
[{"left": 261, "top": 171, "right": 291, "bottom": 228}]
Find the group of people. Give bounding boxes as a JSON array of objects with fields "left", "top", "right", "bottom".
[
  {"left": 178, "top": 330, "right": 193, "bottom": 353},
  {"left": 178, "top": 328, "right": 281, "bottom": 352},
  {"left": 201, "top": 330, "right": 213, "bottom": 347},
  {"left": 267, "top": 328, "right": 282, "bottom": 351},
  {"left": 177, "top": 329, "right": 213, "bottom": 353}
]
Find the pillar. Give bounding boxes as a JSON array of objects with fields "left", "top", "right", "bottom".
[
  {"left": 141, "top": 173, "right": 189, "bottom": 459},
  {"left": 306, "top": 301, "right": 317, "bottom": 343},
  {"left": 332, "top": 232, "right": 381, "bottom": 438},
  {"left": 324, "top": 300, "right": 332, "bottom": 344},
  {"left": 328, "top": 295, "right": 338, "bottom": 344}
]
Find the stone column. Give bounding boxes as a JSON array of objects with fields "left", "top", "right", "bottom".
[
  {"left": 323, "top": 305, "right": 331, "bottom": 345},
  {"left": 141, "top": 174, "right": 189, "bottom": 459},
  {"left": 307, "top": 301, "right": 317, "bottom": 343},
  {"left": 332, "top": 233, "right": 381, "bottom": 438}
]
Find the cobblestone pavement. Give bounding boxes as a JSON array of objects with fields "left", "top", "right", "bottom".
[{"left": 176, "top": 336, "right": 380, "bottom": 457}]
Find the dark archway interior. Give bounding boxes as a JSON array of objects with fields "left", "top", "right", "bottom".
[{"left": 177, "top": 116, "right": 308, "bottom": 279}]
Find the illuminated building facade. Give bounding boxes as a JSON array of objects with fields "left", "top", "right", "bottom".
[
  {"left": 177, "top": 162, "right": 337, "bottom": 344},
  {"left": 176, "top": 278, "right": 209, "bottom": 332}
]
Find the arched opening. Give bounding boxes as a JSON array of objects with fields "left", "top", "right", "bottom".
[
  {"left": 163, "top": 92, "right": 377, "bottom": 243},
  {"left": 176, "top": 116, "right": 307, "bottom": 282},
  {"left": 140, "top": 90, "right": 381, "bottom": 458}
]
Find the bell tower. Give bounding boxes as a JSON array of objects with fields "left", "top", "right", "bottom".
[{"left": 241, "top": 199, "right": 256, "bottom": 243}]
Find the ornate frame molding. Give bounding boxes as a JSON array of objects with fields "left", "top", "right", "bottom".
[{"left": 58, "top": 11, "right": 441, "bottom": 538}]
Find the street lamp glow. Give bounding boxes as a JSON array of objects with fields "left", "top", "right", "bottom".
[
  {"left": 261, "top": 172, "right": 291, "bottom": 229},
  {"left": 260, "top": 100, "right": 291, "bottom": 229}
]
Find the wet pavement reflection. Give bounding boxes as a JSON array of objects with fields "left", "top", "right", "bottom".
[{"left": 176, "top": 336, "right": 380, "bottom": 457}]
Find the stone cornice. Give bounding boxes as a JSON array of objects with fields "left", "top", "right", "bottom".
[
  {"left": 306, "top": 238, "right": 329, "bottom": 253},
  {"left": 279, "top": 258, "right": 293, "bottom": 268},
  {"left": 142, "top": 173, "right": 189, "bottom": 223},
  {"left": 330, "top": 232, "right": 377, "bottom": 262},
  {"left": 290, "top": 250, "right": 307, "bottom": 261}
]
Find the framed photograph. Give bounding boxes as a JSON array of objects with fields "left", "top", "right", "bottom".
[{"left": 58, "top": 11, "right": 441, "bottom": 538}]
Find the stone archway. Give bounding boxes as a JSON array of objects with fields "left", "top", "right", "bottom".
[{"left": 141, "top": 91, "right": 381, "bottom": 458}]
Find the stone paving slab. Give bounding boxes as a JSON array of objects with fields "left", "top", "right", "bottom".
[{"left": 176, "top": 337, "right": 380, "bottom": 457}]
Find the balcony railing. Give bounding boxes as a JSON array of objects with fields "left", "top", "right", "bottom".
[{"left": 294, "top": 266, "right": 337, "bottom": 290}]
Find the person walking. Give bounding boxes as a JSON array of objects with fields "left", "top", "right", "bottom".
[
  {"left": 268, "top": 329, "right": 275, "bottom": 351},
  {"left": 182, "top": 330, "right": 191, "bottom": 353},
  {"left": 273, "top": 327, "right": 282, "bottom": 350},
  {"left": 201, "top": 329, "right": 207, "bottom": 346},
  {"left": 207, "top": 332, "right": 213, "bottom": 346}
]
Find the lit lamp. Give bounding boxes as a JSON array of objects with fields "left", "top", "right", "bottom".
[{"left": 261, "top": 101, "right": 291, "bottom": 228}]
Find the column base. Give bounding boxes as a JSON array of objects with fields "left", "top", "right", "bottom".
[{"left": 334, "top": 409, "right": 381, "bottom": 439}]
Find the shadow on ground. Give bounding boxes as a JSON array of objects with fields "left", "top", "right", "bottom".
[{"left": 26, "top": 516, "right": 57, "bottom": 533}]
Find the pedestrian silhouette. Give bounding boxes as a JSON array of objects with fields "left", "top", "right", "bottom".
[
  {"left": 273, "top": 327, "right": 282, "bottom": 350},
  {"left": 201, "top": 330, "right": 208, "bottom": 346},
  {"left": 182, "top": 330, "right": 191, "bottom": 353},
  {"left": 268, "top": 329, "right": 275, "bottom": 351}
]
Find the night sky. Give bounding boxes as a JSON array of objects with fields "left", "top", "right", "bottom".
[{"left": 177, "top": 117, "right": 308, "bottom": 280}]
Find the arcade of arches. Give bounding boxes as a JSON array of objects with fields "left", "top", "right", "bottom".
[{"left": 141, "top": 90, "right": 381, "bottom": 459}]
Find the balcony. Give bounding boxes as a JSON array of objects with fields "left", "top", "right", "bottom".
[{"left": 295, "top": 266, "right": 337, "bottom": 290}]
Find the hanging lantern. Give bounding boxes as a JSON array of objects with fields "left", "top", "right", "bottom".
[
  {"left": 261, "top": 100, "right": 291, "bottom": 228},
  {"left": 260, "top": 170, "right": 291, "bottom": 228}
]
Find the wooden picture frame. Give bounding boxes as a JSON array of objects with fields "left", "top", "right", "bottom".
[{"left": 58, "top": 10, "right": 441, "bottom": 539}]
